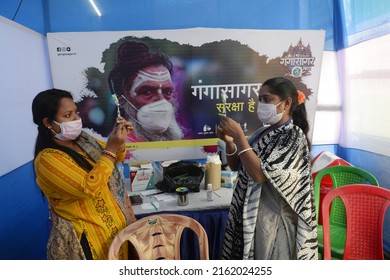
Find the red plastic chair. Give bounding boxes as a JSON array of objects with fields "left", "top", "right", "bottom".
[
  {"left": 313, "top": 165, "right": 379, "bottom": 259},
  {"left": 322, "top": 184, "right": 390, "bottom": 260}
]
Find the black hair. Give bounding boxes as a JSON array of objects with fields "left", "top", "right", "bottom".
[
  {"left": 262, "top": 77, "right": 311, "bottom": 148},
  {"left": 32, "top": 88, "right": 92, "bottom": 171}
]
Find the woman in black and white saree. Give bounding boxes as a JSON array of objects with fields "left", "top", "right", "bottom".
[{"left": 217, "top": 77, "right": 318, "bottom": 260}]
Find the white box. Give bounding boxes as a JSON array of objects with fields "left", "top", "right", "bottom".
[
  {"left": 129, "top": 160, "right": 155, "bottom": 192},
  {"left": 221, "top": 170, "right": 238, "bottom": 188}
]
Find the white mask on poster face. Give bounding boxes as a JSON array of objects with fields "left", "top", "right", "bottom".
[
  {"left": 122, "top": 97, "right": 174, "bottom": 133},
  {"left": 52, "top": 119, "right": 82, "bottom": 141},
  {"left": 257, "top": 101, "right": 284, "bottom": 125},
  {"left": 136, "top": 99, "right": 174, "bottom": 133}
]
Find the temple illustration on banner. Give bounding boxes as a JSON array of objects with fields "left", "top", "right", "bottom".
[{"left": 280, "top": 38, "right": 315, "bottom": 78}]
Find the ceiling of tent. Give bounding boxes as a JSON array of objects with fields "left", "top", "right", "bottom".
[
  {"left": 1, "top": 0, "right": 335, "bottom": 49},
  {"left": 0, "top": 0, "right": 390, "bottom": 51}
]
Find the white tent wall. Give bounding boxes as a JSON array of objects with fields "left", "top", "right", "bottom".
[
  {"left": 339, "top": 33, "right": 390, "bottom": 157},
  {"left": 336, "top": 34, "right": 390, "bottom": 255},
  {"left": 0, "top": 16, "right": 52, "bottom": 259},
  {"left": 312, "top": 51, "right": 341, "bottom": 146},
  {"left": 0, "top": 16, "right": 52, "bottom": 176}
]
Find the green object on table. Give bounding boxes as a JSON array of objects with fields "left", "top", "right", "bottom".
[{"left": 151, "top": 201, "right": 158, "bottom": 211}]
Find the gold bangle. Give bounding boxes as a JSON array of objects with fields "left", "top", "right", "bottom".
[
  {"left": 102, "top": 150, "right": 117, "bottom": 160},
  {"left": 237, "top": 147, "right": 253, "bottom": 157}
]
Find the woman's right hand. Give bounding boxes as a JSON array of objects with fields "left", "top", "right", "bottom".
[
  {"left": 217, "top": 126, "right": 234, "bottom": 144},
  {"left": 105, "top": 117, "right": 133, "bottom": 152},
  {"left": 217, "top": 116, "right": 244, "bottom": 144}
]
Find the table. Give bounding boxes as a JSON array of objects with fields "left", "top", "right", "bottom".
[{"left": 127, "top": 182, "right": 233, "bottom": 260}]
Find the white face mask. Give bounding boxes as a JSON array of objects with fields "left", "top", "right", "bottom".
[
  {"left": 257, "top": 101, "right": 284, "bottom": 125},
  {"left": 52, "top": 119, "right": 82, "bottom": 141},
  {"left": 122, "top": 97, "right": 174, "bottom": 133}
]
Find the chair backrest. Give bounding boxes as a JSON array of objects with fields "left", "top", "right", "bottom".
[
  {"left": 313, "top": 165, "right": 379, "bottom": 225},
  {"left": 322, "top": 184, "right": 390, "bottom": 260},
  {"left": 108, "top": 213, "right": 209, "bottom": 260}
]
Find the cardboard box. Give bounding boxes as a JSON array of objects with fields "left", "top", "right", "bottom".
[
  {"left": 221, "top": 170, "right": 238, "bottom": 188},
  {"left": 129, "top": 160, "right": 155, "bottom": 192}
]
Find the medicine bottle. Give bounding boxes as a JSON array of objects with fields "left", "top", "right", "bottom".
[{"left": 206, "top": 183, "right": 213, "bottom": 201}]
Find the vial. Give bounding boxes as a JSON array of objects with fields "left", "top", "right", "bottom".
[
  {"left": 176, "top": 187, "right": 189, "bottom": 206},
  {"left": 207, "top": 183, "right": 213, "bottom": 201}
]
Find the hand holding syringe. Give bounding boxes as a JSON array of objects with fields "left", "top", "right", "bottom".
[
  {"left": 112, "top": 94, "right": 121, "bottom": 118},
  {"left": 221, "top": 92, "right": 227, "bottom": 117},
  {"left": 112, "top": 94, "right": 133, "bottom": 132},
  {"left": 217, "top": 93, "right": 248, "bottom": 134},
  {"left": 216, "top": 92, "right": 228, "bottom": 134}
]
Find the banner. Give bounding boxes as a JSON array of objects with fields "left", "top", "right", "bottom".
[{"left": 47, "top": 28, "right": 325, "bottom": 161}]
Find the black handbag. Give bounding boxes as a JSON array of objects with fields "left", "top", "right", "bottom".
[{"left": 155, "top": 161, "right": 204, "bottom": 193}]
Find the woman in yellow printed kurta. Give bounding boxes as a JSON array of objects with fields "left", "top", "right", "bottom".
[
  {"left": 35, "top": 143, "right": 126, "bottom": 259},
  {"left": 32, "top": 88, "right": 136, "bottom": 259}
]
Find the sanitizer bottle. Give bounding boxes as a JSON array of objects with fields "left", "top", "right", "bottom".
[{"left": 207, "top": 183, "right": 213, "bottom": 201}]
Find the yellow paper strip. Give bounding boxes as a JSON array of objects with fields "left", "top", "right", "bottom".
[{"left": 125, "top": 138, "right": 219, "bottom": 150}]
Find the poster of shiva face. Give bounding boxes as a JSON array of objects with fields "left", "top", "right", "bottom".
[{"left": 47, "top": 28, "right": 325, "bottom": 161}]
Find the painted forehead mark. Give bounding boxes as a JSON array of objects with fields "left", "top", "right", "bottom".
[
  {"left": 130, "top": 69, "right": 172, "bottom": 96},
  {"left": 138, "top": 69, "right": 171, "bottom": 81}
]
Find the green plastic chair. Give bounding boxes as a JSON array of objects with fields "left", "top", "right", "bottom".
[{"left": 313, "top": 165, "right": 379, "bottom": 259}]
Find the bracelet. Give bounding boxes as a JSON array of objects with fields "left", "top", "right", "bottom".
[
  {"left": 237, "top": 147, "right": 253, "bottom": 157},
  {"left": 119, "top": 144, "right": 126, "bottom": 153},
  {"left": 225, "top": 143, "right": 237, "bottom": 156},
  {"left": 102, "top": 150, "right": 117, "bottom": 160}
]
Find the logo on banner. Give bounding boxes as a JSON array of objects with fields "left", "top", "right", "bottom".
[
  {"left": 56, "top": 46, "right": 76, "bottom": 56},
  {"left": 203, "top": 124, "right": 211, "bottom": 132},
  {"left": 280, "top": 39, "right": 315, "bottom": 78},
  {"left": 197, "top": 124, "right": 214, "bottom": 136}
]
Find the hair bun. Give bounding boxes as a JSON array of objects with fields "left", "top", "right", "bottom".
[
  {"left": 108, "top": 40, "right": 173, "bottom": 96},
  {"left": 117, "top": 41, "right": 151, "bottom": 67}
]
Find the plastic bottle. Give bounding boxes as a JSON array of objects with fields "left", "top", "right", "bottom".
[
  {"left": 206, "top": 183, "right": 213, "bottom": 201},
  {"left": 205, "top": 155, "right": 222, "bottom": 190}
]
